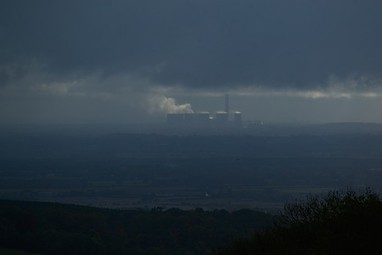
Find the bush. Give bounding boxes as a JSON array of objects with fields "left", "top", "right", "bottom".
[{"left": 216, "top": 188, "right": 382, "bottom": 255}]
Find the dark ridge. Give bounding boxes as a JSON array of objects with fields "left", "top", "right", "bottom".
[{"left": 0, "top": 199, "right": 273, "bottom": 255}]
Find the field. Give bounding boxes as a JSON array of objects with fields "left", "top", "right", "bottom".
[{"left": 1, "top": 131, "right": 381, "bottom": 211}]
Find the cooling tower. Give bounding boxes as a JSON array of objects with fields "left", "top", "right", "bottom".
[{"left": 225, "top": 94, "right": 229, "bottom": 113}]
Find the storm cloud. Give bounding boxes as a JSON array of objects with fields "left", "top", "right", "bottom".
[
  {"left": 0, "top": 0, "right": 382, "bottom": 124},
  {"left": 1, "top": 0, "right": 382, "bottom": 90}
]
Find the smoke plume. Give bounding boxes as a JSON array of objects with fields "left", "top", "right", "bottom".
[{"left": 149, "top": 96, "right": 194, "bottom": 114}]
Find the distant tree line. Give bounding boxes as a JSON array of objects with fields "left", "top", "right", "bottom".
[{"left": 0, "top": 201, "right": 273, "bottom": 255}]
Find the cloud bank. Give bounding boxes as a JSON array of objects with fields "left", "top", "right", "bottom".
[
  {"left": 0, "top": 0, "right": 381, "bottom": 124},
  {"left": 1, "top": 0, "right": 382, "bottom": 91}
]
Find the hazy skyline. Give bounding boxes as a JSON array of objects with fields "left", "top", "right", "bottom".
[{"left": 1, "top": 0, "right": 382, "bottom": 125}]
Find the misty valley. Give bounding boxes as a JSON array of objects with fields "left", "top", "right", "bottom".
[
  {"left": 2, "top": 1, "right": 382, "bottom": 253},
  {"left": 1, "top": 128, "right": 382, "bottom": 212},
  {"left": 1, "top": 125, "right": 382, "bottom": 254}
]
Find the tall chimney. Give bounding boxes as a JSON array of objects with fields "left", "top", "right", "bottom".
[{"left": 225, "top": 94, "right": 229, "bottom": 113}]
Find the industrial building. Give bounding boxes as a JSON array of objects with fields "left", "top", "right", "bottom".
[{"left": 166, "top": 94, "right": 243, "bottom": 127}]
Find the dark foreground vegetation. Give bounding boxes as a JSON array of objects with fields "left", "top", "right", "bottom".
[
  {"left": 0, "top": 200, "right": 273, "bottom": 255},
  {"left": 216, "top": 189, "right": 382, "bottom": 255},
  {"left": 1, "top": 190, "right": 381, "bottom": 255}
]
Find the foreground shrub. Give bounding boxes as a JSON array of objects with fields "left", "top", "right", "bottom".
[{"left": 216, "top": 189, "right": 382, "bottom": 255}]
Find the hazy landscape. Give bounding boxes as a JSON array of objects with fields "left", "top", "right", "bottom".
[
  {"left": 1, "top": 0, "right": 382, "bottom": 254},
  {"left": 1, "top": 123, "right": 382, "bottom": 212},
  {"left": 1, "top": 123, "right": 382, "bottom": 254}
]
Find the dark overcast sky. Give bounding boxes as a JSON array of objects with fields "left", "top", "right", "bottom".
[{"left": 0, "top": 0, "right": 382, "bottom": 125}]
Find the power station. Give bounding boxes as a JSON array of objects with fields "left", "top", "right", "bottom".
[{"left": 166, "top": 94, "right": 242, "bottom": 127}]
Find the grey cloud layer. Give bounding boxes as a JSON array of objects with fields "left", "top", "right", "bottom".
[{"left": 1, "top": 0, "right": 382, "bottom": 90}]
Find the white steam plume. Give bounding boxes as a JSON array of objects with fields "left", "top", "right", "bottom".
[{"left": 149, "top": 95, "right": 194, "bottom": 114}]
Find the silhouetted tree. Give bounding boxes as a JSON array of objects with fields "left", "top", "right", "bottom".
[{"left": 216, "top": 188, "right": 382, "bottom": 255}]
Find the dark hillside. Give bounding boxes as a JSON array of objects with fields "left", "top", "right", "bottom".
[
  {"left": 216, "top": 189, "right": 382, "bottom": 255},
  {"left": 0, "top": 200, "right": 273, "bottom": 255}
]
